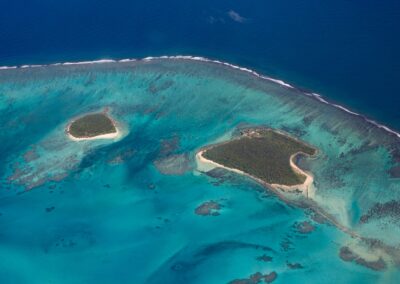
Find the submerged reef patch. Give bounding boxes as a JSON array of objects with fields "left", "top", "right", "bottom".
[
  {"left": 256, "top": 254, "right": 273, "bottom": 262},
  {"left": 107, "top": 147, "right": 136, "bottom": 165},
  {"left": 339, "top": 246, "right": 386, "bottom": 271},
  {"left": 228, "top": 271, "right": 278, "bottom": 284},
  {"left": 286, "top": 262, "right": 304, "bottom": 269},
  {"left": 194, "top": 201, "right": 222, "bottom": 216},
  {"left": 295, "top": 221, "right": 315, "bottom": 234},
  {"left": 360, "top": 200, "right": 400, "bottom": 224},
  {"left": 154, "top": 153, "right": 192, "bottom": 175}
]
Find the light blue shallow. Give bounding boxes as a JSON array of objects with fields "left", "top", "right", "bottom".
[{"left": 0, "top": 59, "right": 399, "bottom": 283}]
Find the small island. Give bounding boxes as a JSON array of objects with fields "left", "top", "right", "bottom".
[
  {"left": 197, "top": 128, "right": 316, "bottom": 194},
  {"left": 67, "top": 112, "right": 119, "bottom": 141}
]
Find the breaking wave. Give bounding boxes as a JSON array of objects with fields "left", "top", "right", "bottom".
[{"left": 0, "top": 55, "right": 399, "bottom": 139}]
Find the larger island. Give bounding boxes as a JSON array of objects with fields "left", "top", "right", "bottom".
[{"left": 197, "top": 128, "right": 317, "bottom": 195}]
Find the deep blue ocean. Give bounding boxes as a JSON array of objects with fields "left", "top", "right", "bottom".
[
  {"left": 2, "top": 2, "right": 400, "bottom": 282},
  {"left": 1, "top": 0, "right": 400, "bottom": 130}
]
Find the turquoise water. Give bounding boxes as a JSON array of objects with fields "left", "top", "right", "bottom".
[{"left": 0, "top": 59, "right": 400, "bottom": 283}]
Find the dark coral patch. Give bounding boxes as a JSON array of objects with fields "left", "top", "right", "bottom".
[
  {"left": 360, "top": 200, "right": 400, "bottom": 223},
  {"left": 339, "top": 246, "right": 386, "bottom": 271},
  {"left": 256, "top": 254, "right": 273, "bottom": 262},
  {"left": 159, "top": 135, "right": 180, "bottom": 156},
  {"left": 154, "top": 153, "right": 192, "bottom": 175},
  {"left": 148, "top": 79, "right": 174, "bottom": 94},
  {"left": 46, "top": 206, "right": 55, "bottom": 213},
  {"left": 23, "top": 148, "right": 39, "bottom": 162},
  {"left": 195, "top": 201, "right": 222, "bottom": 216},
  {"left": 228, "top": 271, "right": 277, "bottom": 284},
  {"left": 295, "top": 221, "right": 315, "bottom": 234},
  {"left": 388, "top": 166, "right": 400, "bottom": 178},
  {"left": 108, "top": 148, "right": 136, "bottom": 165},
  {"left": 287, "top": 261, "right": 304, "bottom": 269}
]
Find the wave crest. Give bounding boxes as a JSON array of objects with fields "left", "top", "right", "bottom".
[{"left": 0, "top": 55, "right": 399, "bottom": 139}]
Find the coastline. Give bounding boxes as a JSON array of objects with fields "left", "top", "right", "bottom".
[
  {"left": 196, "top": 148, "right": 314, "bottom": 197},
  {"left": 195, "top": 145, "right": 380, "bottom": 249},
  {"left": 272, "top": 153, "right": 315, "bottom": 198},
  {"left": 67, "top": 130, "right": 120, "bottom": 141},
  {"left": 0, "top": 55, "right": 399, "bottom": 140},
  {"left": 66, "top": 113, "right": 122, "bottom": 142},
  {"left": 196, "top": 146, "right": 400, "bottom": 266},
  {"left": 195, "top": 144, "right": 360, "bottom": 240}
]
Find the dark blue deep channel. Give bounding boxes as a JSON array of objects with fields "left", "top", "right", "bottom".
[{"left": 1, "top": 0, "right": 400, "bottom": 129}]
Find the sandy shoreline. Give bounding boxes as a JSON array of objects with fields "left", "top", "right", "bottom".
[
  {"left": 195, "top": 147, "right": 367, "bottom": 241},
  {"left": 195, "top": 144, "right": 373, "bottom": 243},
  {"left": 67, "top": 130, "right": 121, "bottom": 141},
  {"left": 274, "top": 153, "right": 315, "bottom": 197},
  {"left": 196, "top": 149, "right": 314, "bottom": 197}
]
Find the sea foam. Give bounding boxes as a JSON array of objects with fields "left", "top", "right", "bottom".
[{"left": 0, "top": 55, "right": 399, "bottom": 139}]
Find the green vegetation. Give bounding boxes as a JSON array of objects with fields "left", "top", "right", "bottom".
[
  {"left": 68, "top": 113, "right": 116, "bottom": 138},
  {"left": 203, "top": 129, "right": 316, "bottom": 186}
]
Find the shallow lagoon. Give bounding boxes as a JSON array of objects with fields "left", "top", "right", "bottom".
[{"left": 0, "top": 59, "right": 399, "bottom": 283}]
